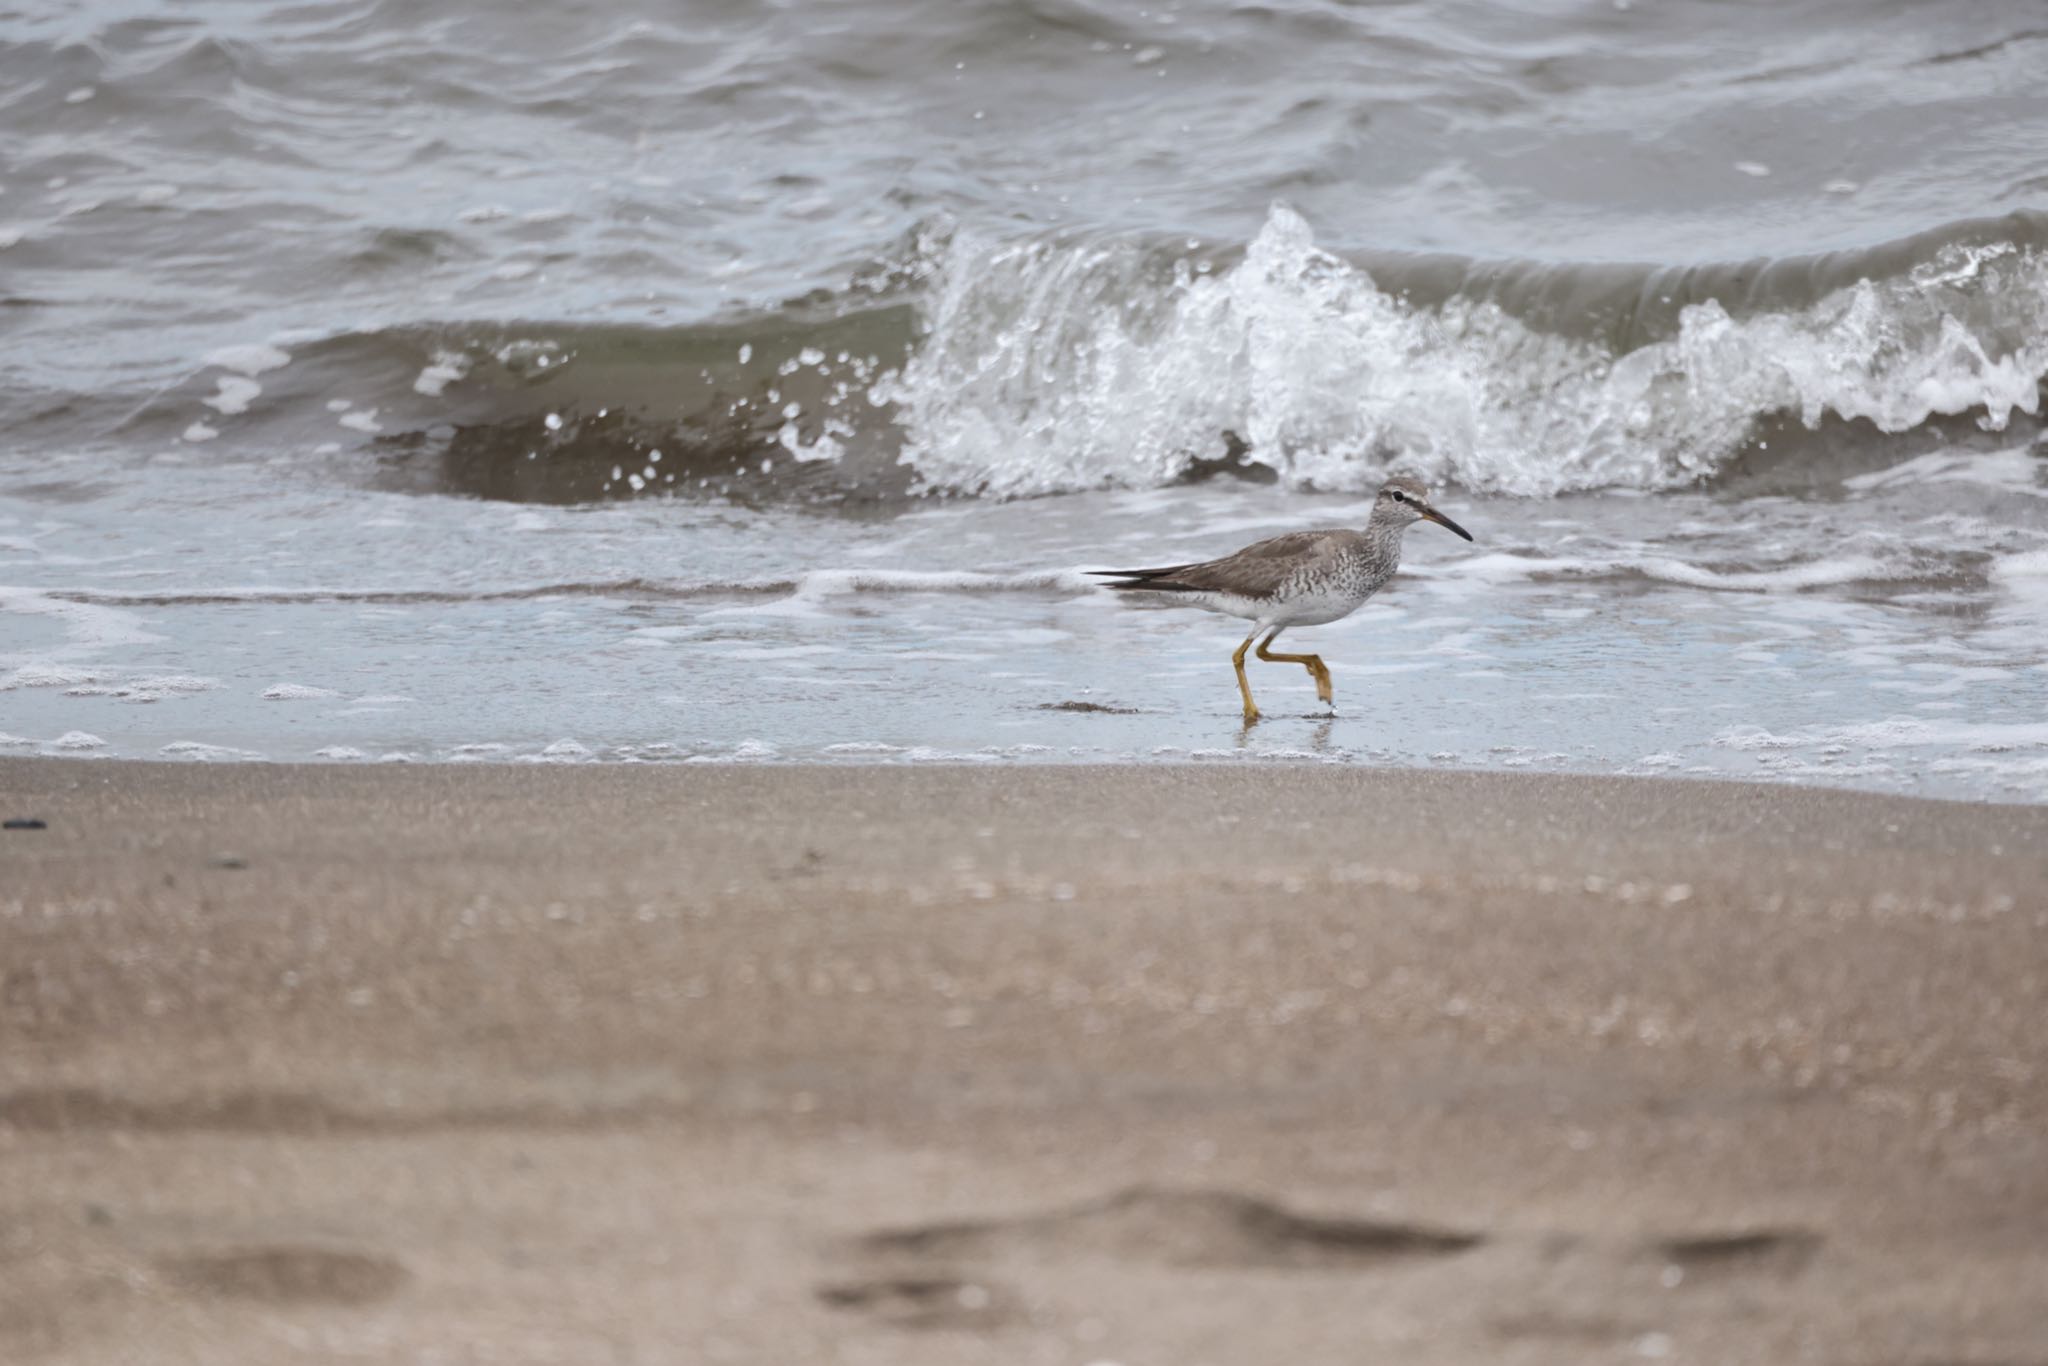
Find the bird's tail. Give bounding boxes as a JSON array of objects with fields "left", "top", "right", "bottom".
[{"left": 1087, "top": 565, "right": 1201, "bottom": 593}]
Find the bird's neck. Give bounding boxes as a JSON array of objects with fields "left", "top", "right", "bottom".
[
  {"left": 1359, "top": 518, "right": 1407, "bottom": 573},
  {"left": 1364, "top": 513, "right": 1409, "bottom": 544}
]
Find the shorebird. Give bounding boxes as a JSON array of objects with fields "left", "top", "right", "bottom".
[{"left": 1090, "top": 475, "right": 1474, "bottom": 723}]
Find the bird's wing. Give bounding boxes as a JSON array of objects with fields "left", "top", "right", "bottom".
[{"left": 1093, "top": 530, "right": 1360, "bottom": 599}]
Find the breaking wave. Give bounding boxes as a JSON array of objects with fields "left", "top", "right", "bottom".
[
  {"left": 103, "top": 203, "right": 2048, "bottom": 502},
  {"left": 887, "top": 204, "right": 2048, "bottom": 497}
]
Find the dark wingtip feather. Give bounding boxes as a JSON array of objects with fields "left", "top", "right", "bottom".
[
  {"left": 1089, "top": 569, "right": 1196, "bottom": 593},
  {"left": 1087, "top": 565, "right": 1202, "bottom": 593},
  {"left": 1087, "top": 564, "right": 1193, "bottom": 579}
]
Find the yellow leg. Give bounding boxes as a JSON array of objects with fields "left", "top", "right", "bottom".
[
  {"left": 1257, "top": 628, "right": 1334, "bottom": 705},
  {"left": 1232, "top": 631, "right": 1261, "bottom": 723}
]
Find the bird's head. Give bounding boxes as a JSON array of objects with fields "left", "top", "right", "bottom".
[{"left": 1373, "top": 475, "right": 1473, "bottom": 542}]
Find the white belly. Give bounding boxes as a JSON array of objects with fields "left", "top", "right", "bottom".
[
  {"left": 1193, "top": 588, "right": 1369, "bottom": 628},
  {"left": 1275, "top": 592, "right": 1368, "bottom": 627}
]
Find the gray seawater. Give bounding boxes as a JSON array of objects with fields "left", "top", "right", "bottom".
[{"left": 4, "top": 0, "right": 2048, "bottom": 799}]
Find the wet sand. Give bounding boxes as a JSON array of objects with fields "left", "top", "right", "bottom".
[{"left": 3, "top": 757, "right": 2046, "bottom": 1365}]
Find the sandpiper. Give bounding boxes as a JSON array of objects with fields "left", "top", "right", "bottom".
[{"left": 1090, "top": 475, "right": 1474, "bottom": 722}]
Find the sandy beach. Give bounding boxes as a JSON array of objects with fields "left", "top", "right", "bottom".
[
  {"left": 2, "top": 758, "right": 2044, "bottom": 1364},
  {"left": 10, "top": 1, "right": 2048, "bottom": 1361}
]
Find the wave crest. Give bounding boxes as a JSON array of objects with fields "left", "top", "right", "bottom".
[{"left": 887, "top": 204, "right": 2048, "bottom": 497}]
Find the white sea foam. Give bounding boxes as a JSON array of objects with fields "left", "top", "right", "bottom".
[
  {"left": 1714, "top": 727, "right": 1820, "bottom": 751},
  {"left": 903, "top": 746, "right": 1000, "bottom": 762},
  {"left": 1418, "top": 549, "right": 1902, "bottom": 593},
  {"left": 160, "top": 740, "right": 263, "bottom": 760},
  {"left": 1930, "top": 753, "right": 2048, "bottom": 779},
  {"left": 682, "top": 738, "right": 782, "bottom": 763},
  {"left": 262, "top": 682, "right": 341, "bottom": 700},
  {"left": 48, "top": 731, "right": 107, "bottom": 750},
  {"left": 4, "top": 664, "right": 102, "bottom": 689},
  {"left": 888, "top": 204, "right": 2048, "bottom": 497},
  {"left": 202, "top": 375, "right": 263, "bottom": 415},
  {"left": 1631, "top": 555, "right": 1893, "bottom": 591},
  {"left": 0, "top": 589, "right": 160, "bottom": 665},
  {"left": 414, "top": 350, "right": 471, "bottom": 396},
  {"left": 1844, "top": 446, "right": 2048, "bottom": 497},
  {"left": 1994, "top": 549, "right": 2048, "bottom": 581},
  {"left": 699, "top": 567, "right": 1096, "bottom": 620},
  {"left": 204, "top": 343, "right": 292, "bottom": 376},
  {"left": 1716, "top": 716, "right": 2048, "bottom": 752},
  {"left": 130, "top": 674, "right": 222, "bottom": 696},
  {"left": 54, "top": 673, "right": 222, "bottom": 703}
]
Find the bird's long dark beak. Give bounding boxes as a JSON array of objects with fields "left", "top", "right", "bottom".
[{"left": 1420, "top": 504, "right": 1475, "bottom": 542}]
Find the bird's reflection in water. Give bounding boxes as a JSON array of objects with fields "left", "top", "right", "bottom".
[{"left": 1235, "top": 716, "right": 1336, "bottom": 751}]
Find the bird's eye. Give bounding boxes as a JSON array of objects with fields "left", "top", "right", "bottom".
[{"left": 1390, "top": 490, "right": 1407, "bottom": 503}]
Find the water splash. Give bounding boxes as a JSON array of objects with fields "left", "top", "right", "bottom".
[{"left": 887, "top": 204, "right": 2048, "bottom": 497}]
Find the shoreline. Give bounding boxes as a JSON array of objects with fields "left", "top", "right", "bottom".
[
  {"left": 10, "top": 748, "right": 2048, "bottom": 810},
  {"left": 5, "top": 758, "right": 2046, "bottom": 1363}
]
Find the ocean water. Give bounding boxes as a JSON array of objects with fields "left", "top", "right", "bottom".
[{"left": 3, "top": 0, "right": 2047, "bottom": 799}]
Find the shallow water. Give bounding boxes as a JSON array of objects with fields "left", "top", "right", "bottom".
[
  {"left": 4, "top": 0, "right": 2048, "bottom": 798},
  {"left": 7, "top": 446, "right": 2047, "bottom": 799}
]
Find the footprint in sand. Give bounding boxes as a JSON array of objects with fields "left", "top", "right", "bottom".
[
  {"left": 1647, "top": 1228, "right": 1823, "bottom": 1278},
  {"left": 814, "top": 1275, "right": 1013, "bottom": 1330},
  {"left": 158, "top": 1247, "right": 408, "bottom": 1306},
  {"left": 852, "top": 1184, "right": 1484, "bottom": 1271},
  {"left": 1489, "top": 1227, "right": 1827, "bottom": 1347},
  {"left": 820, "top": 1187, "right": 1479, "bottom": 1334}
]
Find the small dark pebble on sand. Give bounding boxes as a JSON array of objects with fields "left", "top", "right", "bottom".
[
  {"left": 1037, "top": 700, "right": 1140, "bottom": 715},
  {"left": 4, "top": 817, "right": 47, "bottom": 830},
  {"left": 210, "top": 854, "right": 249, "bottom": 870}
]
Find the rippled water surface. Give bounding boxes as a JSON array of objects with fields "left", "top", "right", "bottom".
[{"left": 4, "top": 0, "right": 2047, "bottom": 797}]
